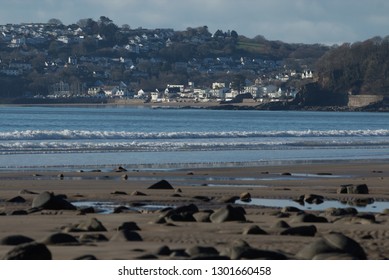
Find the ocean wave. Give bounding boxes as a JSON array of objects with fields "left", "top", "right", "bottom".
[
  {"left": 1, "top": 139, "right": 388, "bottom": 154},
  {"left": 0, "top": 129, "right": 388, "bottom": 141}
]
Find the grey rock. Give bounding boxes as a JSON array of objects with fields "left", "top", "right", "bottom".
[
  {"left": 118, "top": 222, "right": 141, "bottom": 231},
  {"left": 290, "top": 213, "right": 328, "bottom": 223},
  {"left": 280, "top": 225, "right": 317, "bottom": 236},
  {"left": 111, "top": 230, "right": 142, "bottom": 242},
  {"left": 42, "top": 233, "right": 79, "bottom": 245},
  {"left": 148, "top": 179, "right": 174, "bottom": 190},
  {"left": 297, "top": 232, "right": 367, "bottom": 260},
  {"left": 1, "top": 235, "right": 35, "bottom": 246},
  {"left": 6, "top": 196, "right": 26, "bottom": 203},
  {"left": 3, "top": 242, "right": 52, "bottom": 260},
  {"left": 67, "top": 217, "right": 107, "bottom": 232},
  {"left": 242, "top": 225, "right": 267, "bottom": 235},
  {"left": 210, "top": 205, "right": 246, "bottom": 223},
  {"left": 32, "top": 191, "right": 76, "bottom": 210}
]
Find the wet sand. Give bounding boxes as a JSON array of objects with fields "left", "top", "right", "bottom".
[{"left": 0, "top": 160, "right": 388, "bottom": 260}]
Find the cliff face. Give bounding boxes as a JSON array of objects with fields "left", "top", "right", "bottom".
[{"left": 294, "top": 82, "right": 348, "bottom": 107}]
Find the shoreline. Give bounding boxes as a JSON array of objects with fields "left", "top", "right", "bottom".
[{"left": 1, "top": 160, "right": 389, "bottom": 259}]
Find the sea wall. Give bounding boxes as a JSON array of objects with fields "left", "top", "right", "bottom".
[{"left": 348, "top": 95, "right": 384, "bottom": 108}]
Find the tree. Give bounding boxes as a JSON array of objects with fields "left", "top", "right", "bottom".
[{"left": 48, "top": 18, "right": 63, "bottom": 26}]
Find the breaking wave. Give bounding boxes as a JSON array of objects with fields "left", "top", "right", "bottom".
[{"left": 0, "top": 129, "right": 388, "bottom": 141}]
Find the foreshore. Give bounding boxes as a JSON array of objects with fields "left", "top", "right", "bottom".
[{"left": 0, "top": 160, "right": 389, "bottom": 260}]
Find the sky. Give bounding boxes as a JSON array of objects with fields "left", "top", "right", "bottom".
[{"left": 1, "top": 0, "right": 388, "bottom": 45}]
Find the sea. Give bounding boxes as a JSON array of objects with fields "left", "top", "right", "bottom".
[{"left": 0, "top": 105, "right": 388, "bottom": 171}]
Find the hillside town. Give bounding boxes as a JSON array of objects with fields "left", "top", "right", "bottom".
[{"left": 0, "top": 18, "right": 319, "bottom": 104}]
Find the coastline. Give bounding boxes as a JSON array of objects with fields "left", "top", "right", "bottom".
[{"left": 1, "top": 160, "right": 389, "bottom": 259}]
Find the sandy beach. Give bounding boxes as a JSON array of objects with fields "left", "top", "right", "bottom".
[{"left": 0, "top": 160, "right": 388, "bottom": 260}]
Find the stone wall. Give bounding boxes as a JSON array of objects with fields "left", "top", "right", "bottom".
[{"left": 348, "top": 95, "right": 384, "bottom": 108}]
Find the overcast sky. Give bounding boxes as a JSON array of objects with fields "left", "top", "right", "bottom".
[{"left": 1, "top": 0, "right": 388, "bottom": 44}]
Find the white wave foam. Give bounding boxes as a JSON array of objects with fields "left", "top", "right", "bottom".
[{"left": 0, "top": 129, "right": 388, "bottom": 141}]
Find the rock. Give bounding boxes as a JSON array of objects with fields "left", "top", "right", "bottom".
[
  {"left": 290, "top": 213, "right": 328, "bottom": 223},
  {"left": 78, "top": 207, "right": 95, "bottom": 215},
  {"left": 217, "top": 195, "right": 239, "bottom": 203},
  {"left": 31, "top": 191, "right": 76, "bottom": 210},
  {"left": 225, "top": 241, "right": 287, "bottom": 260},
  {"left": 271, "top": 220, "right": 290, "bottom": 229},
  {"left": 118, "top": 222, "right": 141, "bottom": 231},
  {"left": 155, "top": 245, "right": 171, "bottom": 256},
  {"left": 111, "top": 230, "right": 142, "bottom": 242},
  {"left": 19, "top": 189, "right": 38, "bottom": 195},
  {"left": 67, "top": 217, "right": 107, "bottom": 232},
  {"left": 325, "top": 207, "right": 358, "bottom": 216},
  {"left": 42, "top": 233, "right": 79, "bottom": 245},
  {"left": 304, "top": 194, "right": 324, "bottom": 204},
  {"left": 242, "top": 225, "right": 267, "bottom": 235},
  {"left": 111, "top": 191, "right": 127, "bottom": 195},
  {"left": 338, "top": 184, "right": 369, "bottom": 194},
  {"left": 131, "top": 191, "right": 147, "bottom": 196},
  {"left": 185, "top": 246, "right": 219, "bottom": 257},
  {"left": 280, "top": 225, "right": 317, "bottom": 236},
  {"left": 281, "top": 206, "right": 302, "bottom": 213},
  {"left": 1, "top": 235, "right": 35, "bottom": 246},
  {"left": 114, "top": 166, "right": 127, "bottom": 172},
  {"left": 297, "top": 232, "right": 367, "bottom": 260},
  {"left": 79, "top": 233, "right": 108, "bottom": 243},
  {"left": 282, "top": 172, "right": 292, "bottom": 176},
  {"left": 239, "top": 192, "right": 251, "bottom": 202},
  {"left": 193, "top": 211, "right": 212, "bottom": 223},
  {"left": 3, "top": 242, "right": 52, "bottom": 260},
  {"left": 148, "top": 179, "right": 174, "bottom": 190},
  {"left": 6, "top": 196, "right": 26, "bottom": 203},
  {"left": 10, "top": 210, "right": 28, "bottom": 215},
  {"left": 121, "top": 174, "right": 128, "bottom": 180},
  {"left": 210, "top": 205, "right": 246, "bottom": 223}
]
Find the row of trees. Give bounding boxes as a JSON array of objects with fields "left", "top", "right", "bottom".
[{"left": 316, "top": 37, "right": 389, "bottom": 95}]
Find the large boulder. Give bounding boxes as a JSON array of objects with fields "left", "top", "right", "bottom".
[
  {"left": 3, "top": 242, "right": 52, "bottom": 260},
  {"left": 297, "top": 232, "right": 367, "bottom": 260},
  {"left": 210, "top": 205, "right": 246, "bottom": 223},
  {"left": 148, "top": 180, "right": 174, "bottom": 190},
  {"left": 0, "top": 235, "right": 35, "bottom": 246},
  {"left": 337, "top": 184, "right": 369, "bottom": 194},
  {"left": 32, "top": 191, "right": 76, "bottom": 210}
]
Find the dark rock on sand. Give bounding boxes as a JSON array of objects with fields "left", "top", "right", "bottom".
[
  {"left": 148, "top": 179, "right": 174, "bottom": 190},
  {"left": 193, "top": 211, "right": 213, "bottom": 223},
  {"left": 155, "top": 245, "right": 172, "bottom": 256},
  {"left": 242, "top": 225, "right": 268, "bottom": 235},
  {"left": 337, "top": 184, "right": 369, "bottom": 194},
  {"left": 217, "top": 195, "right": 239, "bottom": 203},
  {"left": 10, "top": 210, "right": 28, "bottom": 215},
  {"left": 239, "top": 192, "right": 251, "bottom": 202},
  {"left": 118, "top": 222, "right": 141, "bottom": 231},
  {"left": 185, "top": 246, "right": 219, "bottom": 257},
  {"left": 281, "top": 206, "right": 302, "bottom": 213},
  {"left": 210, "top": 205, "right": 246, "bottom": 223},
  {"left": 3, "top": 242, "right": 52, "bottom": 260},
  {"left": 66, "top": 217, "right": 107, "bottom": 232},
  {"left": 280, "top": 225, "right": 317, "bottom": 236},
  {"left": 42, "top": 233, "right": 79, "bottom": 245},
  {"left": 131, "top": 191, "right": 147, "bottom": 196},
  {"left": 271, "top": 220, "right": 290, "bottom": 229},
  {"left": 79, "top": 233, "right": 109, "bottom": 243},
  {"left": 32, "top": 191, "right": 76, "bottom": 210},
  {"left": 6, "top": 196, "right": 26, "bottom": 203},
  {"left": 225, "top": 240, "right": 287, "bottom": 260},
  {"left": 296, "top": 232, "right": 367, "bottom": 260},
  {"left": 111, "top": 230, "right": 143, "bottom": 242},
  {"left": 290, "top": 213, "right": 328, "bottom": 223},
  {"left": 1, "top": 235, "right": 35, "bottom": 246},
  {"left": 111, "top": 191, "right": 127, "bottom": 195},
  {"left": 325, "top": 207, "right": 358, "bottom": 216}
]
